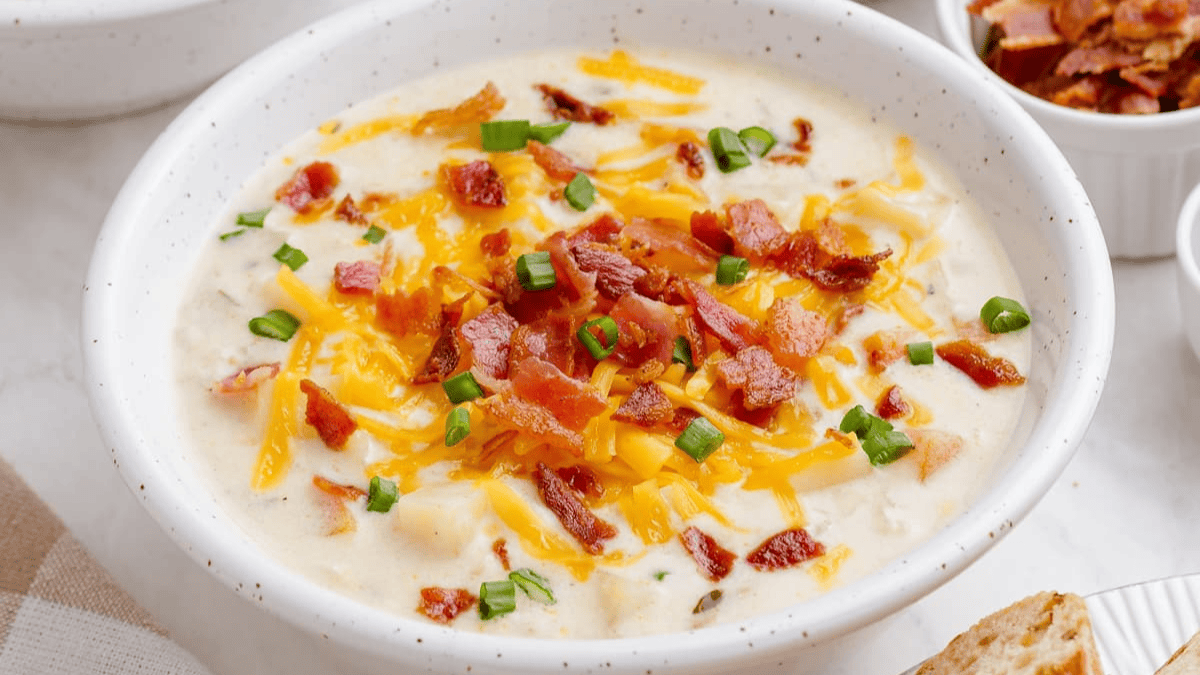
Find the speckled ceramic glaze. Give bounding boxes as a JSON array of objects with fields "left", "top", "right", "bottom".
[
  {"left": 0, "top": 0, "right": 357, "bottom": 121},
  {"left": 82, "top": 0, "right": 1114, "bottom": 673},
  {"left": 935, "top": 0, "right": 1200, "bottom": 260}
]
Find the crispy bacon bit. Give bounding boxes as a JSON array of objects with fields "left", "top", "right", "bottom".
[
  {"left": 626, "top": 217, "right": 720, "bottom": 273},
  {"left": 745, "top": 528, "right": 826, "bottom": 571},
  {"left": 716, "top": 346, "right": 799, "bottom": 410},
  {"left": 443, "top": 160, "right": 507, "bottom": 208},
  {"left": 509, "top": 314, "right": 588, "bottom": 380},
  {"left": 1112, "top": 0, "right": 1188, "bottom": 40},
  {"left": 482, "top": 391, "right": 584, "bottom": 452},
  {"left": 213, "top": 362, "right": 281, "bottom": 394},
  {"left": 689, "top": 210, "right": 734, "bottom": 255},
  {"left": 610, "top": 293, "right": 680, "bottom": 367},
  {"left": 666, "top": 407, "right": 702, "bottom": 434},
  {"left": 632, "top": 359, "right": 666, "bottom": 384},
  {"left": 765, "top": 298, "right": 827, "bottom": 371},
  {"left": 834, "top": 178, "right": 857, "bottom": 190},
  {"left": 611, "top": 382, "right": 675, "bottom": 427},
  {"left": 776, "top": 229, "right": 892, "bottom": 293},
  {"left": 312, "top": 475, "right": 367, "bottom": 501},
  {"left": 461, "top": 304, "right": 519, "bottom": 383},
  {"left": 532, "top": 462, "right": 617, "bottom": 554},
  {"left": 791, "top": 117, "right": 814, "bottom": 153},
  {"left": 863, "top": 330, "right": 908, "bottom": 374},
  {"left": 510, "top": 357, "right": 607, "bottom": 431},
  {"left": 539, "top": 233, "right": 598, "bottom": 309},
  {"left": 333, "top": 260, "right": 382, "bottom": 295},
  {"left": 275, "top": 161, "right": 339, "bottom": 214},
  {"left": 906, "top": 429, "right": 965, "bottom": 481},
  {"left": 936, "top": 339, "right": 1027, "bottom": 388},
  {"left": 1053, "top": 0, "right": 1115, "bottom": 41},
  {"left": 299, "top": 378, "right": 357, "bottom": 450},
  {"left": 568, "top": 213, "right": 624, "bottom": 247},
  {"left": 376, "top": 287, "right": 441, "bottom": 337},
  {"left": 480, "top": 228, "right": 512, "bottom": 257},
  {"left": 572, "top": 242, "right": 646, "bottom": 301},
  {"left": 830, "top": 303, "right": 866, "bottom": 336},
  {"left": 679, "top": 279, "right": 764, "bottom": 353},
  {"left": 556, "top": 465, "right": 605, "bottom": 499},
  {"left": 1056, "top": 44, "right": 1143, "bottom": 76},
  {"left": 334, "top": 194, "right": 368, "bottom": 224},
  {"left": 417, "top": 587, "right": 478, "bottom": 624},
  {"left": 767, "top": 153, "right": 811, "bottom": 166},
  {"left": 412, "top": 81, "right": 505, "bottom": 136},
  {"left": 412, "top": 313, "right": 463, "bottom": 385},
  {"left": 528, "top": 140, "right": 588, "bottom": 182},
  {"left": 676, "top": 141, "right": 706, "bottom": 179},
  {"left": 876, "top": 385, "right": 911, "bottom": 420},
  {"left": 492, "top": 538, "right": 511, "bottom": 571},
  {"left": 679, "top": 526, "right": 736, "bottom": 582},
  {"left": 726, "top": 199, "right": 788, "bottom": 263},
  {"left": 536, "top": 84, "right": 615, "bottom": 125}
]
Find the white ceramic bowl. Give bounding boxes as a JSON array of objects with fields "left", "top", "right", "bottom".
[
  {"left": 1176, "top": 182, "right": 1200, "bottom": 363},
  {"left": 82, "top": 1, "right": 1115, "bottom": 673},
  {"left": 936, "top": 0, "right": 1200, "bottom": 260},
  {"left": 0, "top": 0, "right": 356, "bottom": 121}
]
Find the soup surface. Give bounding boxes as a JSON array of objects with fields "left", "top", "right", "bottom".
[{"left": 175, "top": 48, "right": 1031, "bottom": 638}]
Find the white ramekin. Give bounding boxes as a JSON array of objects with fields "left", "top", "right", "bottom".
[
  {"left": 1176, "top": 182, "right": 1200, "bottom": 362},
  {"left": 936, "top": 0, "right": 1200, "bottom": 260}
]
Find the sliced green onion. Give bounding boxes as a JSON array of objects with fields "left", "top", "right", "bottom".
[
  {"left": 366, "top": 476, "right": 398, "bottom": 513},
  {"left": 272, "top": 243, "right": 309, "bottom": 271},
  {"left": 563, "top": 172, "right": 596, "bottom": 211},
  {"left": 707, "top": 126, "right": 752, "bottom": 173},
  {"left": 577, "top": 316, "right": 619, "bottom": 360},
  {"left": 693, "top": 589, "right": 723, "bottom": 614},
  {"left": 738, "top": 126, "right": 777, "bottom": 157},
  {"left": 248, "top": 309, "right": 301, "bottom": 342},
  {"left": 445, "top": 407, "right": 471, "bottom": 446},
  {"left": 362, "top": 224, "right": 386, "bottom": 244},
  {"left": 236, "top": 207, "right": 270, "bottom": 227},
  {"left": 528, "top": 121, "right": 571, "bottom": 144},
  {"left": 480, "top": 120, "right": 531, "bottom": 152},
  {"left": 675, "top": 416, "right": 725, "bottom": 463},
  {"left": 672, "top": 336, "right": 695, "bottom": 371},
  {"left": 715, "top": 255, "right": 749, "bottom": 285},
  {"left": 653, "top": 570, "right": 670, "bottom": 581},
  {"left": 479, "top": 579, "right": 517, "bottom": 620},
  {"left": 442, "top": 371, "right": 485, "bottom": 404},
  {"left": 980, "top": 296, "right": 1031, "bottom": 334},
  {"left": 839, "top": 404, "right": 913, "bottom": 466},
  {"left": 219, "top": 229, "right": 248, "bottom": 241},
  {"left": 509, "top": 568, "right": 556, "bottom": 605},
  {"left": 907, "top": 341, "right": 934, "bottom": 366},
  {"left": 516, "top": 251, "right": 557, "bottom": 291}
]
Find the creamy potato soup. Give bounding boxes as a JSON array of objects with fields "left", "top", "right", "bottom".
[{"left": 175, "top": 49, "right": 1031, "bottom": 638}]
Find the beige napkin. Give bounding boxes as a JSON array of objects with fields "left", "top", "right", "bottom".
[{"left": 0, "top": 459, "right": 212, "bottom": 675}]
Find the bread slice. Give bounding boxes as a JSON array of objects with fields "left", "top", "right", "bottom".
[
  {"left": 1155, "top": 629, "right": 1200, "bottom": 675},
  {"left": 916, "top": 591, "right": 1103, "bottom": 675}
]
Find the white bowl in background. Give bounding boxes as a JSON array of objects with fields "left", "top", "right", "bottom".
[
  {"left": 1177, "top": 182, "right": 1200, "bottom": 363},
  {"left": 0, "top": 0, "right": 357, "bottom": 121},
  {"left": 82, "top": 0, "right": 1115, "bottom": 673},
  {"left": 935, "top": 0, "right": 1200, "bottom": 260}
]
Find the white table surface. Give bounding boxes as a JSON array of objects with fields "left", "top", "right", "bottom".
[{"left": 3, "top": 1, "right": 1199, "bottom": 673}]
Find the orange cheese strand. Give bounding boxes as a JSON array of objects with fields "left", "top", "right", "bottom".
[
  {"left": 577, "top": 50, "right": 705, "bottom": 95},
  {"left": 251, "top": 326, "right": 322, "bottom": 491}
]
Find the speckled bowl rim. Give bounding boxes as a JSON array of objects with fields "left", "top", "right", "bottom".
[
  {"left": 0, "top": 0, "right": 217, "bottom": 27},
  {"left": 82, "top": 0, "right": 1114, "bottom": 672}
]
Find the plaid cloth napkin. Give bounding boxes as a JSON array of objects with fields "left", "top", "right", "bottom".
[{"left": 0, "top": 459, "right": 212, "bottom": 675}]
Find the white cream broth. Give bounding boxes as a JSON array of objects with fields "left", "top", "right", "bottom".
[{"left": 174, "top": 49, "right": 1029, "bottom": 638}]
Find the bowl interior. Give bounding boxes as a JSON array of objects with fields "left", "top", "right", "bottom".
[{"left": 83, "top": 0, "right": 1114, "bottom": 672}]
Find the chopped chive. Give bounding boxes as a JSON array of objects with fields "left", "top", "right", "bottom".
[
  {"left": 445, "top": 407, "right": 471, "bottom": 446},
  {"left": 675, "top": 416, "right": 725, "bottom": 463},
  {"left": 509, "top": 568, "right": 556, "bottom": 605},
  {"left": 563, "top": 172, "right": 596, "bottom": 211},
  {"left": 515, "top": 251, "right": 557, "bottom": 291},
  {"left": 236, "top": 207, "right": 270, "bottom": 227},
  {"left": 366, "top": 476, "right": 398, "bottom": 513},
  {"left": 248, "top": 309, "right": 301, "bottom": 341},
  {"left": 707, "top": 126, "right": 752, "bottom": 173},
  {"left": 272, "top": 243, "right": 309, "bottom": 271},
  {"left": 738, "top": 126, "right": 777, "bottom": 157},
  {"left": 480, "top": 119, "right": 531, "bottom": 152},
  {"left": 577, "top": 315, "right": 619, "bottom": 360},
  {"left": 479, "top": 579, "right": 517, "bottom": 620},
  {"left": 653, "top": 570, "right": 670, "bottom": 581},
  {"left": 907, "top": 341, "right": 934, "bottom": 366},
  {"left": 362, "top": 224, "right": 386, "bottom": 244},
  {"left": 715, "top": 255, "right": 749, "bottom": 285},
  {"left": 980, "top": 296, "right": 1031, "bottom": 334},
  {"left": 528, "top": 121, "right": 571, "bottom": 144},
  {"left": 442, "top": 371, "right": 485, "bottom": 404},
  {"left": 672, "top": 336, "right": 696, "bottom": 371},
  {"left": 693, "top": 589, "right": 723, "bottom": 614},
  {"left": 839, "top": 404, "right": 913, "bottom": 466},
  {"left": 219, "top": 229, "right": 248, "bottom": 241}
]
